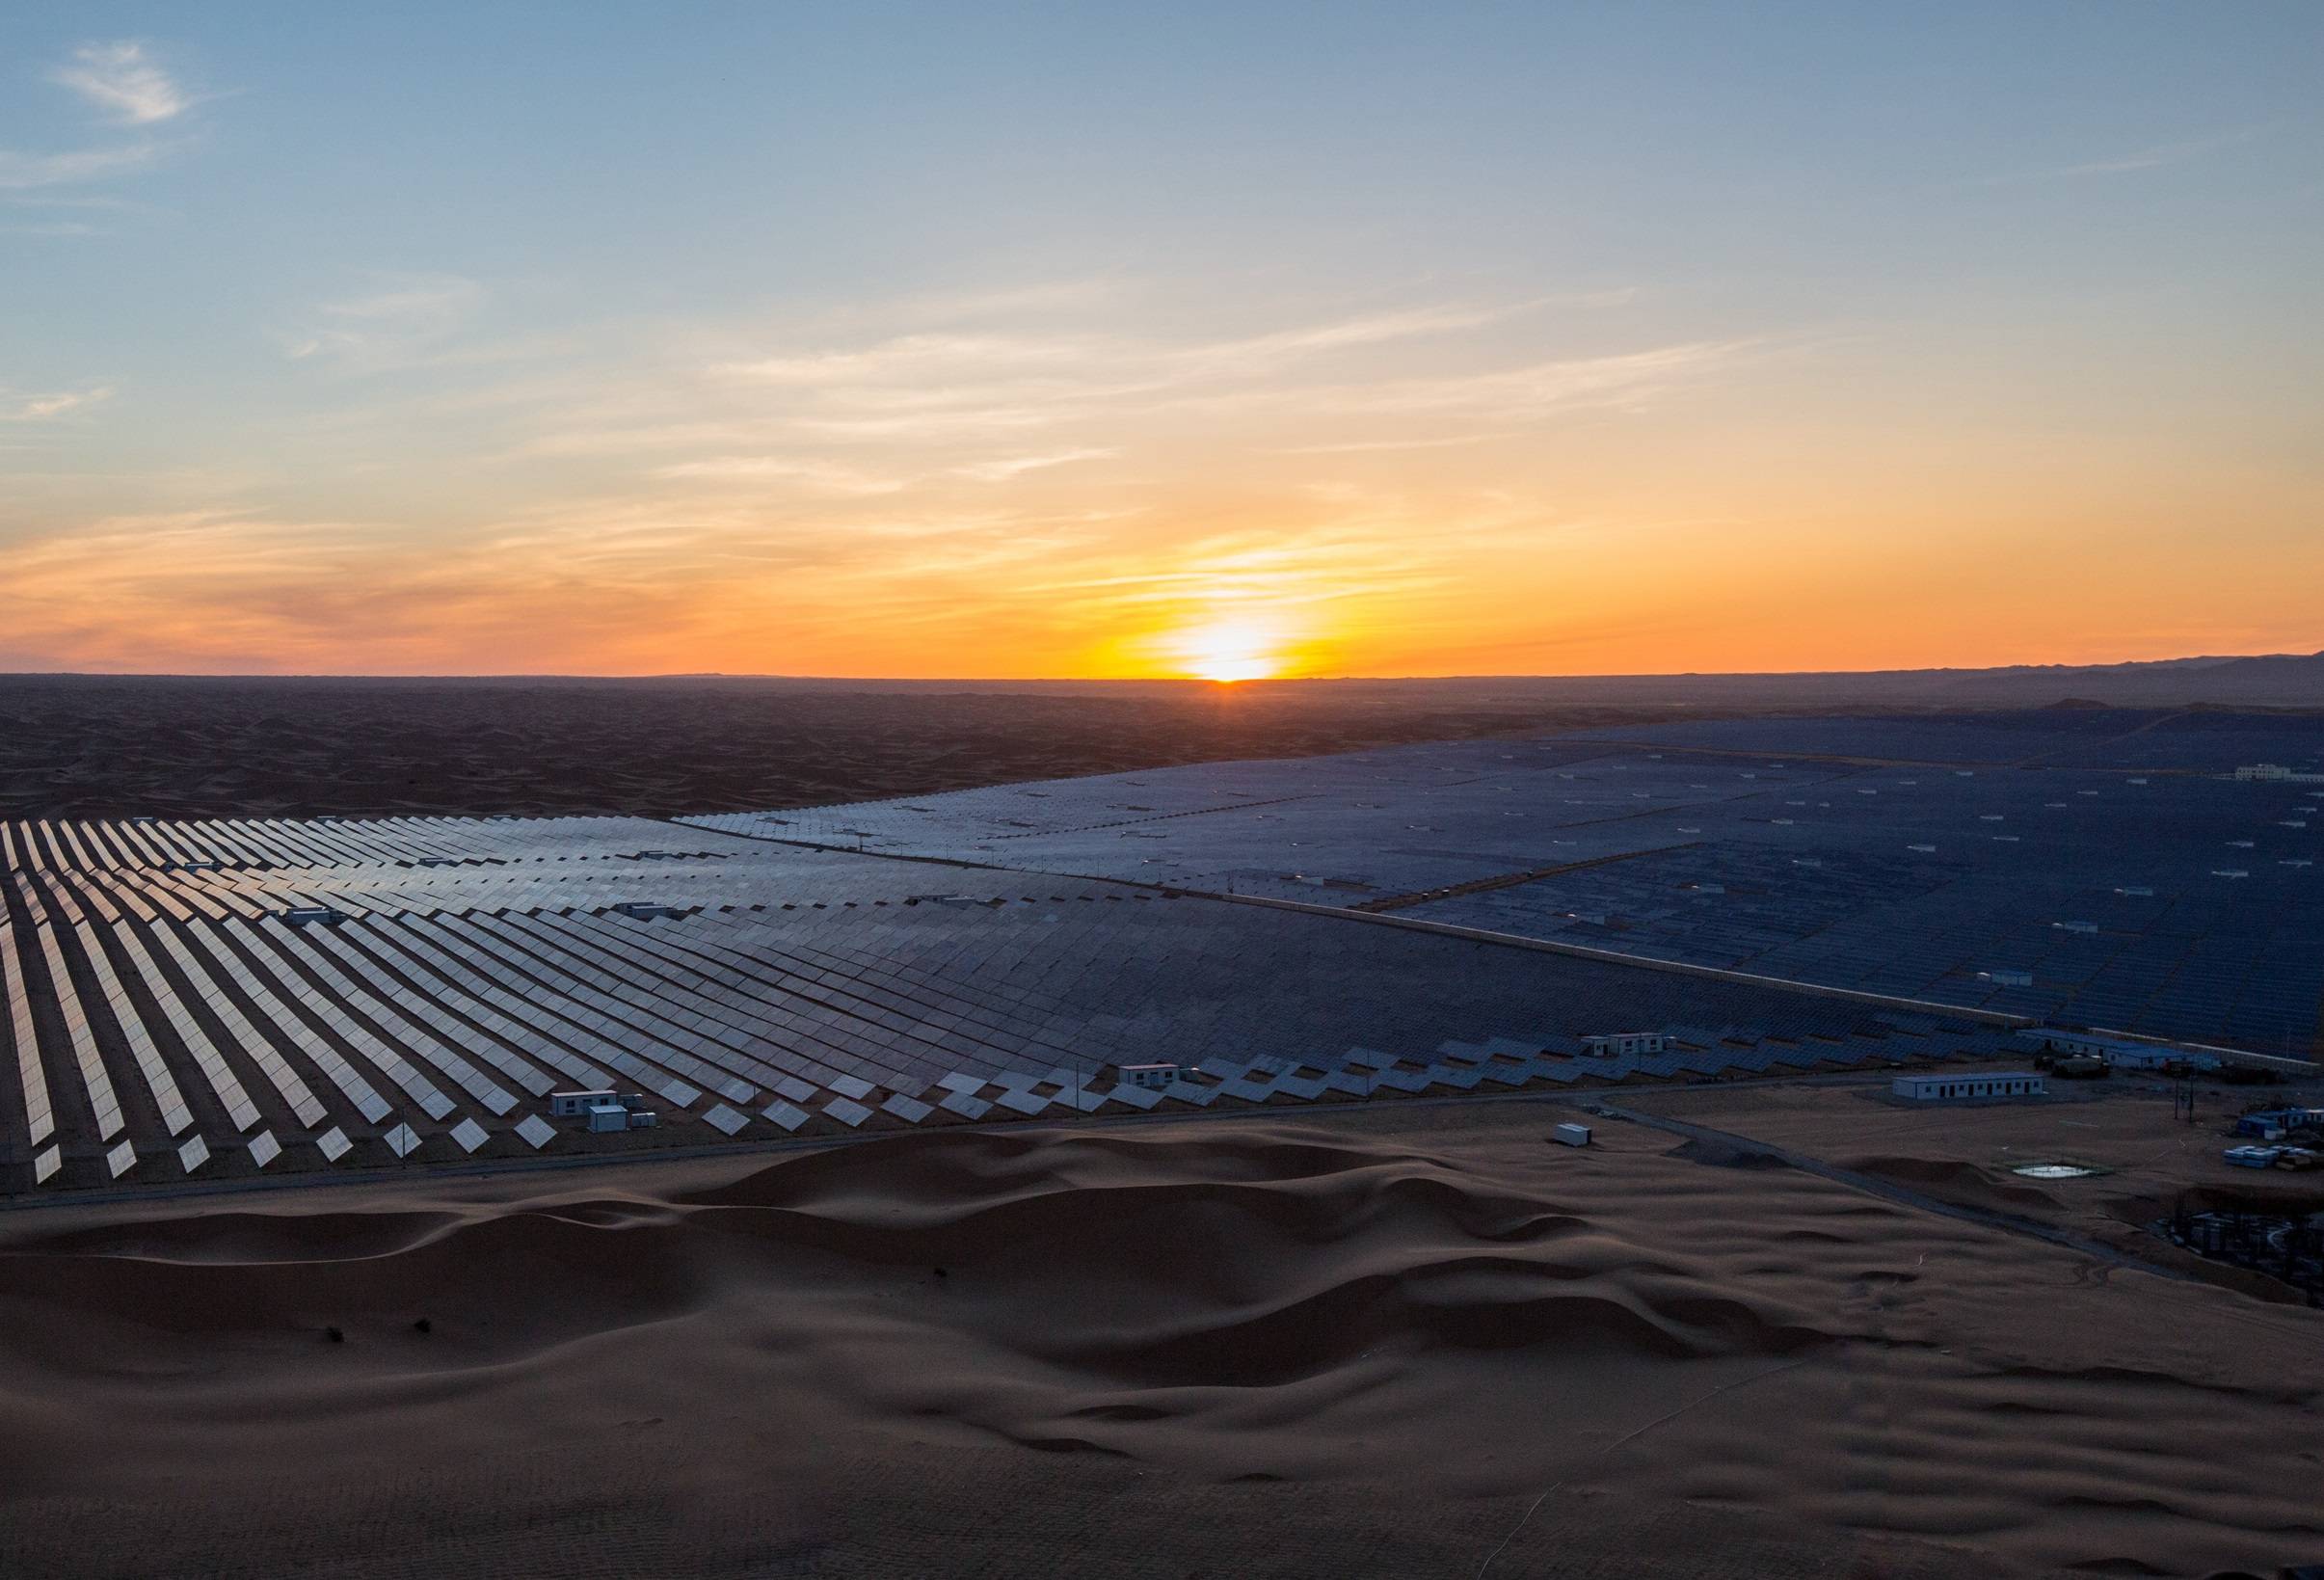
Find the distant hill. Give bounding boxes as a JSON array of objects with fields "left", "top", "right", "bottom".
[
  {"left": 1246, "top": 651, "right": 2324, "bottom": 710},
  {"left": 1929, "top": 650, "right": 2324, "bottom": 708},
  {"left": 1417, "top": 649, "right": 2324, "bottom": 710},
  {"left": 5, "top": 650, "right": 2321, "bottom": 710}
]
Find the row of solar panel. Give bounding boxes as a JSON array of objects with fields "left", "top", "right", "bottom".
[
  {"left": 679, "top": 737, "right": 2320, "bottom": 1058},
  {"left": 683, "top": 745, "right": 2307, "bottom": 864},
  {"left": 5, "top": 874, "right": 1226, "bottom": 1173},
  {"left": 1, "top": 814, "right": 709, "bottom": 873},
  {"left": 1571, "top": 711, "right": 2324, "bottom": 771},
  {"left": 47, "top": 847, "right": 1217, "bottom": 924},
  {"left": 6, "top": 829, "right": 2044, "bottom": 1190},
  {"left": 4, "top": 909, "right": 2008, "bottom": 1189}
]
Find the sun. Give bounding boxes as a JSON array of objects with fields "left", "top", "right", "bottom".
[
  {"left": 1196, "top": 652, "right": 1275, "bottom": 683},
  {"left": 1170, "top": 614, "right": 1286, "bottom": 683}
]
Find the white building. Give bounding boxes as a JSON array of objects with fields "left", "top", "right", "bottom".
[
  {"left": 1892, "top": 1071, "right": 2046, "bottom": 1102},
  {"left": 1582, "top": 1031, "right": 1669, "bottom": 1058},
  {"left": 2019, "top": 1029, "right": 2222, "bottom": 1072}
]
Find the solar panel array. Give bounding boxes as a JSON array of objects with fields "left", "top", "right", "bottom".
[
  {"left": 9, "top": 707, "right": 2309, "bottom": 1192},
  {"left": 685, "top": 709, "right": 2324, "bottom": 1057},
  {"left": 1570, "top": 709, "right": 2324, "bottom": 775},
  {"left": 2, "top": 797, "right": 2018, "bottom": 1192}
]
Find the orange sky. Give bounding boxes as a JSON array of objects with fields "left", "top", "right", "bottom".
[
  {"left": 12, "top": 335, "right": 2316, "bottom": 680},
  {"left": 5, "top": 13, "right": 2318, "bottom": 679}
]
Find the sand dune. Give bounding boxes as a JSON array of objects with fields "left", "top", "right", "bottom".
[{"left": 0, "top": 1107, "right": 2317, "bottom": 1577}]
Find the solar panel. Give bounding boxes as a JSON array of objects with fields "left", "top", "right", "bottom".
[
  {"left": 25, "top": 908, "right": 126, "bottom": 1140},
  {"left": 1, "top": 923, "right": 56, "bottom": 1148},
  {"left": 6, "top": 724, "right": 2316, "bottom": 1187}
]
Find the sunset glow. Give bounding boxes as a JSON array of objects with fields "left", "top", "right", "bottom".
[
  {"left": 1, "top": 8, "right": 2316, "bottom": 679},
  {"left": 1168, "top": 615, "right": 1291, "bottom": 683}
]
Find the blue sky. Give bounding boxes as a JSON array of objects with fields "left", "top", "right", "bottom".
[{"left": 3, "top": 4, "right": 2319, "bottom": 675}]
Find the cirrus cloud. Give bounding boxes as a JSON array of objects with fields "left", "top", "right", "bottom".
[
  {"left": 51, "top": 41, "right": 195, "bottom": 126},
  {"left": 2, "top": 385, "right": 116, "bottom": 421}
]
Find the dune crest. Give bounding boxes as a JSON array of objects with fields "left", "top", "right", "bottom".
[{"left": 0, "top": 1112, "right": 2317, "bottom": 1578}]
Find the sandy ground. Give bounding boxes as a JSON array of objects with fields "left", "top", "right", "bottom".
[
  {"left": 1620, "top": 1071, "right": 2324, "bottom": 1298},
  {"left": 0, "top": 1096, "right": 2316, "bottom": 1579},
  {"left": 0, "top": 677, "right": 1670, "bottom": 820}
]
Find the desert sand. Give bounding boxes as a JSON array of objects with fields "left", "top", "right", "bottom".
[
  {"left": 1, "top": 1093, "right": 2316, "bottom": 1579},
  {"left": 1621, "top": 1075, "right": 2324, "bottom": 1300}
]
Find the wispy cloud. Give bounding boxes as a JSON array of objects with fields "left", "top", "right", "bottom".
[
  {"left": 52, "top": 41, "right": 195, "bottom": 125},
  {"left": 0, "top": 508, "right": 734, "bottom": 674},
  {"left": 0, "top": 193, "right": 149, "bottom": 239},
  {"left": 653, "top": 455, "right": 908, "bottom": 495},
  {"left": 283, "top": 275, "right": 487, "bottom": 368},
  {"left": 4, "top": 194, "right": 147, "bottom": 211},
  {"left": 676, "top": 296, "right": 1697, "bottom": 455},
  {"left": 868, "top": 277, "right": 1132, "bottom": 329},
  {"left": 0, "top": 43, "right": 205, "bottom": 207},
  {"left": 953, "top": 447, "right": 1116, "bottom": 483},
  {"left": 1247, "top": 340, "right": 1745, "bottom": 420},
  {"left": 0, "top": 143, "right": 165, "bottom": 190},
  {"left": 34, "top": 276, "right": 1750, "bottom": 674},
  {"left": 716, "top": 303, "right": 1520, "bottom": 392},
  {"left": 0, "top": 468, "right": 1618, "bottom": 675},
  {"left": 1, "top": 220, "right": 101, "bottom": 238},
  {"left": 1975, "top": 126, "right": 2263, "bottom": 185},
  {"left": 1271, "top": 433, "right": 1500, "bottom": 455},
  {"left": 1165, "top": 303, "right": 1517, "bottom": 379},
  {"left": 2, "top": 385, "right": 116, "bottom": 421},
  {"left": 717, "top": 333, "right": 1100, "bottom": 387}
]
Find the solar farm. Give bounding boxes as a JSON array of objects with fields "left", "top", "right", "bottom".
[{"left": 4, "top": 707, "right": 2316, "bottom": 1192}]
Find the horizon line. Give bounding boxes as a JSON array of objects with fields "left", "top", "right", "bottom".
[{"left": 0, "top": 646, "right": 2318, "bottom": 686}]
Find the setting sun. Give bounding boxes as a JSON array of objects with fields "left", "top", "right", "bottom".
[{"left": 1169, "top": 615, "right": 1288, "bottom": 683}]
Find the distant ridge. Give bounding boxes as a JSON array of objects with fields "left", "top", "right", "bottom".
[
  {"left": 1933, "top": 649, "right": 2324, "bottom": 708},
  {"left": 3, "top": 649, "right": 2320, "bottom": 708}
]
